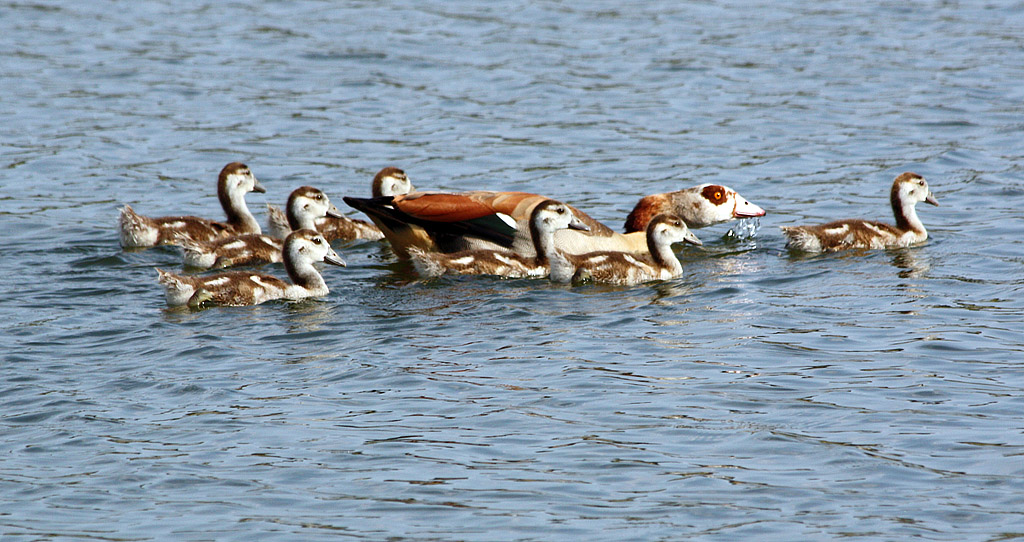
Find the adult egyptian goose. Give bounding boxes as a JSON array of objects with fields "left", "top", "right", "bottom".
[
  {"left": 119, "top": 162, "right": 266, "bottom": 248},
  {"left": 266, "top": 167, "right": 411, "bottom": 241},
  {"left": 781, "top": 172, "right": 939, "bottom": 253},
  {"left": 549, "top": 214, "right": 703, "bottom": 285},
  {"left": 156, "top": 229, "right": 345, "bottom": 308},
  {"left": 624, "top": 184, "right": 766, "bottom": 230},
  {"left": 344, "top": 183, "right": 763, "bottom": 258},
  {"left": 408, "top": 199, "right": 589, "bottom": 279},
  {"left": 181, "top": 186, "right": 342, "bottom": 269}
]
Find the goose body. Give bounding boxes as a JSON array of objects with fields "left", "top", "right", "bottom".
[
  {"left": 345, "top": 183, "right": 763, "bottom": 259},
  {"left": 781, "top": 172, "right": 938, "bottom": 253},
  {"left": 550, "top": 214, "right": 702, "bottom": 286},
  {"left": 119, "top": 162, "right": 265, "bottom": 248},
  {"left": 266, "top": 167, "right": 411, "bottom": 241},
  {"left": 156, "top": 229, "right": 345, "bottom": 308},
  {"left": 409, "top": 200, "right": 589, "bottom": 279},
  {"left": 182, "top": 186, "right": 343, "bottom": 269}
]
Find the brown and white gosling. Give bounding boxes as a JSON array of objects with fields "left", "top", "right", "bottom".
[
  {"left": 266, "top": 167, "right": 413, "bottom": 241},
  {"left": 408, "top": 199, "right": 589, "bottom": 279},
  {"left": 780, "top": 172, "right": 939, "bottom": 253},
  {"left": 549, "top": 214, "right": 702, "bottom": 286},
  {"left": 119, "top": 162, "right": 266, "bottom": 248},
  {"left": 156, "top": 229, "right": 345, "bottom": 308},
  {"left": 180, "top": 186, "right": 342, "bottom": 269}
]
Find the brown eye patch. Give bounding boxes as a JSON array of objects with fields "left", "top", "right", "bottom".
[{"left": 701, "top": 185, "right": 728, "bottom": 206}]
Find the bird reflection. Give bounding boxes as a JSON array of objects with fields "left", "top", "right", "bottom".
[{"left": 891, "top": 249, "right": 930, "bottom": 279}]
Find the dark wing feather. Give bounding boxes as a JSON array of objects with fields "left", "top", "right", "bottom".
[{"left": 343, "top": 195, "right": 516, "bottom": 247}]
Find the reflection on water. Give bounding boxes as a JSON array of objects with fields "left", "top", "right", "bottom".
[
  {"left": 891, "top": 248, "right": 931, "bottom": 280},
  {"left": 282, "top": 300, "right": 337, "bottom": 333}
]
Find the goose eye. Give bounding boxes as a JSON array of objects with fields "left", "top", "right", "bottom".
[{"left": 714, "top": 191, "right": 722, "bottom": 200}]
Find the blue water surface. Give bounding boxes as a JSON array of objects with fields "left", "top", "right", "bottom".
[{"left": 2, "top": 1, "right": 1023, "bottom": 540}]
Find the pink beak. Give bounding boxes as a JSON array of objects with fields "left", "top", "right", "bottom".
[{"left": 733, "top": 196, "right": 767, "bottom": 218}]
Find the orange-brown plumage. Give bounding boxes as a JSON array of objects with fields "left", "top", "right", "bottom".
[{"left": 391, "top": 193, "right": 503, "bottom": 222}]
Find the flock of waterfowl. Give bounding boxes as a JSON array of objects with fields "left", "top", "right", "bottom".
[{"left": 119, "top": 162, "right": 938, "bottom": 308}]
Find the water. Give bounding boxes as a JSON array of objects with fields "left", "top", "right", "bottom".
[{"left": 3, "top": 1, "right": 1023, "bottom": 540}]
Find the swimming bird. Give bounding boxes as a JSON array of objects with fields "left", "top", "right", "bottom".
[
  {"left": 180, "top": 186, "right": 342, "bottom": 269},
  {"left": 780, "top": 172, "right": 939, "bottom": 253},
  {"left": 549, "top": 214, "right": 703, "bottom": 285},
  {"left": 156, "top": 229, "right": 345, "bottom": 308},
  {"left": 119, "top": 162, "right": 266, "bottom": 248},
  {"left": 266, "top": 167, "right": 412, "bottom": 241},
  {"left": 345, "top": 183, "right": 763, "bottom": 258},
  {"left": 408, "top": 199, "right": 589, "bottom": 279}
]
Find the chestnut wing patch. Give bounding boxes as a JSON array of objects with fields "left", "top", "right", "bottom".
[{"left": 344, "top": 195, "right": 516, "bottom": 247}]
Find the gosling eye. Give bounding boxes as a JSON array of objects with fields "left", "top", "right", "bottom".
[
  {"left": 315, "top": 193, "right": 323, "bottom": 200},
  {"left": 312, "top": 237, "right": 322, "bottom": 245}
]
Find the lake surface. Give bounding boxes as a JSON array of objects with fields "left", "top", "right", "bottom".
[{"left": 3, "top": 1, "right": 1024, "bottom": 540}]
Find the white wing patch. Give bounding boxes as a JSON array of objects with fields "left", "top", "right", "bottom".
[
  {"left": 822, "top": 224, "right": 850, "bottom": 237},
  {"left": 494, "top": 254, "right": 518, "bottom": 266},
  {"left": 862, "top": 223, "right": 888, "bottom": 237},
  {"left": 250, "top": 276, "right": 275, "bottom": 289},
  {"left": 204, "top": 276, "right": 231, "bottom": 287},
  {"left": 496, "top": 213, "right": 517, "bottom": 230}
]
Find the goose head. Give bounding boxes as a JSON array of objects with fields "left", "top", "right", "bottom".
[
  {"left": 286, "top": 186, "right": 343, "bottom": 230},
  {"left": 285, "top": 229, "right": 346, "bottom": 268},
  {"left": 218, "top": 162, "right": 266, "bottom": 198},
  {"left": 892, "top": 172, "right": 938, "bottom": 208},
  {"left": 372, "top": 166, "right": 415, "bottom": 198},
  {"left": 531, "top": 199, "right": 591, "bottom": 236},
  {"left": 625, "top": 184, "right": 766, "bottom": 232},
  {"left": 648, "top": 214, "right": 703, "bottom": 247}
]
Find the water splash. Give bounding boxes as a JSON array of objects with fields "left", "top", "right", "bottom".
[{"left": 725, "top": 217, "right": 760, "bottom": 241}]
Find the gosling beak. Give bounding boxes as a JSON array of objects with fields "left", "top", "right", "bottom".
[
  {"left": 568, "top": 214, "right": 590, "bottom": 232},
  {"left": 925, "top": 193, "right": 939, "bottom": 206},
  {"left": 733, "top": 196, "right": 766, "bottom": 218},
  {"left": 323, "top": 249, "right": 347, "bottom": 267},
  {"left": 683, "top": 229, "right": 703, "bottom": 246},
  {"left": 326, "top": 204, "right": 344, "bottom": 218},
  {"left": 252, "top": 179, "right": 267, "bottom": 194}
]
